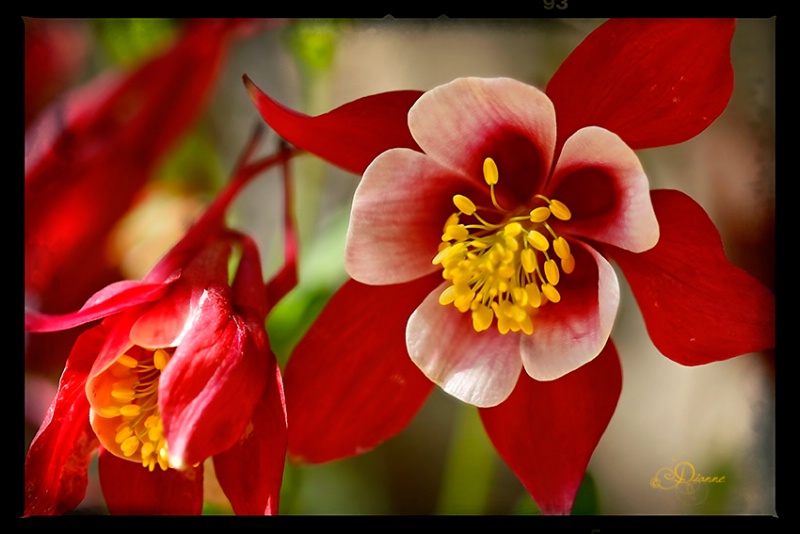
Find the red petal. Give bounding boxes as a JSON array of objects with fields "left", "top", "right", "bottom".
[
  {"left": 547, "top": 19, "right": 735, "bottom": 151},
  {"left": 98, "top": 448, "right": 203, "bottom": 515},
  {"left": 244, "top": 75, "right": 422, "bottom": 175},
  {"left": 214, "top": 355, "right": 287, "bottom": 515},
  {"left": 24, "top": 327, "right": 103, "bottom": 516},
  {"left": 479, "top": 340, "right": 622, "bottom": 515},
  {"left": 603, "top": 189, "right": 775, "bottom": 365},
  {"left": 284, "top": 276, "right": 439, "bottom": 464},
  {"left": 25, "top": 279, "right": 172, "bottom": 333},
  {"left": 159, "top": 293, "right": 269, "bottom": 468}
]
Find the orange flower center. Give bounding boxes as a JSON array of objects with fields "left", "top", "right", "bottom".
[
  {"left": 432, "top": 157, "right": 575, "bottom": 335},
  {"left": 92, "top": 347, "right": 172, "bottom": 471}
]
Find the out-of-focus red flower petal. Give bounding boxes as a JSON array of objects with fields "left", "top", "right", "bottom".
[
  {"left": 406, "top": 282, "right": 523, "bottom": 407},
  {"left": 214, "top": 355, "right": 287, "bottom": 515},
  {"left": 98, "top": 448, "right": 203, "bottom": 515},
  {"left": 549, "top": 126, "right": 658, "bottom": 253},
  {"left": 159, "top": 291, "right": 269, "bottom": 469},
  {"left": 284, "top": 276, "right": 439, "bottom": 464},
  {"left": 603, "top": 189, "right": 775, "bottom": 365},
  {"left": 25, "top": 279, "right": 173, "bottom": 333},
  {"left": 244, "top": 75, "right": 422, "bottom": 175},
  {"left": 408, "top": 77, "right": 555, "bottom": 205},
  {"left": 346, "top": 148, "right": 480, "bottom": 285},
  {"left": 24, "top": 326, "right": 103, "bottom": 516},
  {"left": 25, "top": 20, "right": 236, "bottom": 312},
  {"left": 480, "top": 339, "right": 622, "bottom": 515},
  {"left": 520, "top": 242, "right": 619, "bottom": 381},
  {"left": 547, "top": 19, "right": 735, "bottom": 152}
]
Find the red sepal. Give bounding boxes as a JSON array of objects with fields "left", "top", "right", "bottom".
[
  {"left": 284, "top": 275, "right": 440, "bottom": 463},
  {"left": 24, "top": 327, "right": 103, "bottom": 516},
  {"left": 244, "top": 75, "right": 422, "bottom": 175},
  {"left": 479, "top": 340, "right": 622, "bottom": 515},
  {"left": 547, "top": 18, "right": 735, "bottom": 152},
  {"left": 98, "top": 448, "right": 204, "bottom": 515},
  {"left": 214, "top": 355, "right": 288, "bottom": 515},
  {"left": 604, "top": 189, "right": 775, "bottom": 365}
]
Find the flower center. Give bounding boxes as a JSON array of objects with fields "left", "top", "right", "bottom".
[
  {"left": 95, "top": 347, "right": 172, "bottom": 471},
  {"left": 432, "top": 157, "right": 575, "bottom": 335}
]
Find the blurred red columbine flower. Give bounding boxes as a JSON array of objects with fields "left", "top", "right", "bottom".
[
  {"left": 246, "top": 18, "right": 775, "bottom": 514},
  {"left": 24, "top": 141, "right": 293, "bottom": 516}
]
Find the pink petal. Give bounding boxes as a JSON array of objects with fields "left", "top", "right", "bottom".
[
  {"left": 406, "top": 282, "right": 523, "bottom": 407},
  {"left": 480, "top": 339, "right": 622, "bottom": 515},
  {"left": 24, "top": 279, "right": 172, "bottom": 333},
  {"left": 244, "top": 75, "right": 422, "bottom": 175},
  {"left": 213, "top": 355, "right": 287, "bottom": 515},
  {"left": 547, "top": 19, "right": 735, "bottom": 151},
  {"left": 548, "top": 126, "right": 659, "bottom": 252},
  {"left": 98, "top": 448, "right": 204, "bottom": 515},
  {"left": 284, "top": 276, "right": 438, "bottom": 464},
  {"left": 346, "top": 148, "right": 481, "bottom": 285},
  {"left": 159, "top": 295, "right": 269, "bottom": 469},
  {"left": 24, "top": 327, "right": 103, "bottom": 516},
  {"left": 520, "top": 241, "right": 619, "bottom": 380},
  {"left": 604, "top": 189, "right": 775, "bottom": 365},
  {"left": 408, "top": 77, "right": 556, "bottom": 205}
]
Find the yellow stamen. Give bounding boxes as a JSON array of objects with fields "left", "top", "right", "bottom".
[{"left": 433, "top": 158, "right": 576, "bottom": 335}]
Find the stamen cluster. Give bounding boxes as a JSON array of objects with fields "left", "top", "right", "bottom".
[
  {"left": 97, "top": 348, "right": 172, "bottom": 471},
  {"left": 432, "top": 158, "right": 575, "bottom": 335}
]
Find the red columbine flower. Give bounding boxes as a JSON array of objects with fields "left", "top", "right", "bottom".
[
  {"left": 246, "top": 19, "right": 775, "bottom": 514},
  {"left": 345, "top": 76, "right": 659, "bottom": 406},
  {"left": 24, "top": 142, "right": 293, "bottom": 516}
]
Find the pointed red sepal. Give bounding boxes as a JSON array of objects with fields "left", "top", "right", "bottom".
[
  {"left": 547, "top": 18, "right": 735, "bottom": 151},
  {"left": 213, "top": 355, "right": 287, "bottom": 515},
  {"left": 604, "top": 189, "right": 775, "bottom": 365},
  {"left": 244, "top": 75, "right": 422, "bottom": 175},
  {"left": 98, "top": 448, "right": 204, "bottom": 515},
  {"left": 479, "top": 340, "right": 622, "bottom": 515},
  {"left": 25, "top": 278, "right": 175, "bottom": 333},
  {"left": 284, "top": 275, "right": 440, "bottom": 464},
  {"left": 24, "top": 327, "right": 104, "bottom": 516}
]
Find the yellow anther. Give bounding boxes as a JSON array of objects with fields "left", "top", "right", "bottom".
[
  {"left": 121, "top": 436, "right": 140, "bottom": 456},
  {"left": 530, "top": 207, "right": 551, "bottom": 223},
  {"left": 549, "top": 199, "right": 572, "bottom": 221},
  {"left": 541, "top": 283, "right": 561, "bottom": 303},
  {"left": 553, "top": 236, "right": 571, "bottom": 260},
  {"left": 483, "top": 157, "right": 499, "bottom": 185},
  {"left": 117, "top": 355, "right": 138, "bottom": 368},
  {"left": 525, "top": 283, "right": 542, "bottom": 308},
  {"left": 154, "top": 349, "right": 171, "bottom": 371},
  {"left": 120, "top": 404, "right": 142, "bottom": 417},
  {"left": 504, "top": 222, "right": 522, "bottom": 237},
  {"left": 438, "top": 285, "right": 456, "bottom": 305},
  {"left": 472, "top": 305, "right": 494, "bottom": 332},
  {"left": 443, "top": 224, "right": 469, "bottom": 242},
  {"left": 99, "top": 406, "right": 121, "bottom": 417},
  {"left": 141, "top": 442, "right": 155, "bottom": 459},
  {"left": 526, "top": 230, "right": 549, "bottom": 252},
  {"left": 443, "top": 213, "right": 459, "bottom": 232},
  {"left": 544, "top": 259, "right": 560, "bottom": 286},
  {"left": 115, "top": 426, "right": 134, "bottom": 444},
  {"left": 453, "top": 194, "right": 477, "bottom": 216},
  {"left": 511, "top": 287, "right": 528, "bottom": 307},
  {"left": 520, "top": 248, "right": 535, "bottom": 273},
  {"left": 561, "top": 254, "right": 576, "bottom": 274},
  {"left": 111, "top": 387, "right": 136, "bottom": 402}
]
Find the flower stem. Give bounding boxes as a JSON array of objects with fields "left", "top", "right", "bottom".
[{"left": 435, "top": 402, "right": 495, "bottom": 514}]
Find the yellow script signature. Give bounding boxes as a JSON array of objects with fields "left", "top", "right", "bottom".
[{"left": 650, "top": 461, "right": 726, "bottom": 505}]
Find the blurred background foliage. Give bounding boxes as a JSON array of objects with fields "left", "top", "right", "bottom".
[{"left": 23, "top": 17, "right": 775, "bottom": 515}]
